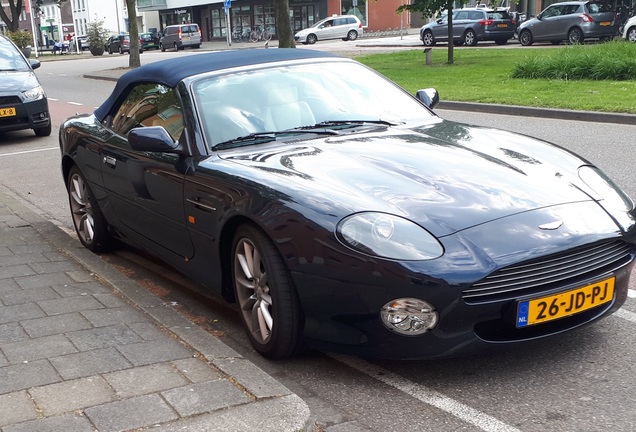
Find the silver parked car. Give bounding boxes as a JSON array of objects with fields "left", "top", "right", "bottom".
[
  {"left": 420, "top": 8, "right": 516, "bottom": 46},
  {"left": 623, "top": 15, "right": 636, "bottom": 41},
  {"left": 516, "top": 1, "right": 618, "bottom": 46},
  {"left": 294, "top": 15, "right": 363, "bottom": 44}
]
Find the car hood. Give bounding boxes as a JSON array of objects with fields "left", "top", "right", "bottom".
[
  {"left": 215, "top": 121, "right": 603, "bottom": 237},
  {"left": 0, "top": 69, "right": 38, "bottom": 94}
]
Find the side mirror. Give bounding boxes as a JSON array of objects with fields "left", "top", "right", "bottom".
[
  {"left": 29, "top": 59, "right": 41, "bottom": 70},
  {"left": 128, "top": 126, "right": 184, "bottom": 153},
  {"left": 416, "top": 88, "right": 440, "bottom": 110}
]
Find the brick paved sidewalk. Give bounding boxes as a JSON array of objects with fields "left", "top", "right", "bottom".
[{"left": 0, "top": 190, "right": 308, "bottom": 432}]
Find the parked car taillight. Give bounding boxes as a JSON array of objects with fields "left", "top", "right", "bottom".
[
  {"left": 479, "top": 19, "right": 494, "bottom": 26},
  {"left": 580, "top": 14, "right": 594, "bottom": 22}
]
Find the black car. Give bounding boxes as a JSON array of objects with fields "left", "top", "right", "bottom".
[
  {"left": 420, "top": 8, "right": 516, "bottom": 46},
  {"left": 59, "top": 50, "right": 636, "bottom": 360},
  {"left": 140, "top": 32, "right": 161, "bottom": 50},
  {"left": 106, "top": 35, "right": 143, "bottom": 55},
  {"left": 0, "top": 35, "right": 51, "bottom": 137}
]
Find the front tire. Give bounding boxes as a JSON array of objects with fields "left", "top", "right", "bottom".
[
  {"left": 628, "top": 27, "right": 636, "bottom": 42},
  {"left": 160, "top": 43, "right": 165, "bottom": 52},
  {"left": 306, "top": 33, "right": 317, "bottom": 44},
  {"left": 232, "top": 224, "right": 303, "bottom": 359},
  {"left": 34, "top": 122, "right": 51, "bottom": 137},
  {"left": 67, "top": 166, "right": 113, "bottom": 253},
  {"left": 568, "top": 27, "right": 583, "bottom": 44},
  {"left": 519, "top": 29, "right": 533, "bottom": 46}
]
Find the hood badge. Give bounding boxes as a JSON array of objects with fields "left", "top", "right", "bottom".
[{"left": 539, "top": 220, "right": 563, "bottom": 230}]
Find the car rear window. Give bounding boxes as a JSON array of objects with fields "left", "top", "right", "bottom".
[
  {"left": 181, "top": 25, "right": 199, "bottom": 33},
  {"left": 488, "top": 11, "right": 511, "bottom": 19}
]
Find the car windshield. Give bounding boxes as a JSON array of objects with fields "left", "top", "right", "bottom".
[
  {"left": 192, "top": 60, "right": 436, "bottom": 149},
  {"left": 0, "top": 41, "right": 30, "bottom": 72}
]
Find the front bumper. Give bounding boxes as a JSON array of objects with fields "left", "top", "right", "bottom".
[{"left": 0, "top": 97, "right": 50, "bottom": 133}]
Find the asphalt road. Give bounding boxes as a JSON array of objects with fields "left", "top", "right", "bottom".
[{"left": 2, "top": 46, "right": 636, "bottom": 432}]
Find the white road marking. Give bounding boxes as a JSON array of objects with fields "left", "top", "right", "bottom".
[
  {"left": 68, "top": 102, "right": 83, "bottom": 106},
  {"left": 615, "top": 308, "right": 636, "bottom": 324},
  {"left": 628, "top": 289, "right": 636, "bottom": 298},
  {"left": 0, "top": 147, "right": 58, "bottom": 158},
  {"left": 330, "top": 354, "right": 522, "bottom": 432}
]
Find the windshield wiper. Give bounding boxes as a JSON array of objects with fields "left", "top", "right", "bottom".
[
  {"left": 212, "top": 129, "right": 341, "bottom": 150},
  {"left": 311, "top": 119, "right": 404, "bottom": 128}
]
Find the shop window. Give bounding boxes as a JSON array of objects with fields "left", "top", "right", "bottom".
[{"left": 341, "top": 0, "right": 367, "bottom": 26}]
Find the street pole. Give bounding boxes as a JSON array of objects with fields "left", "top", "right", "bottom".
[{"left": 25, "top": 0, "right": 39, "bottom": 57}]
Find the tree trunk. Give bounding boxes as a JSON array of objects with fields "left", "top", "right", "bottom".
[
  {"left": 126, "top": 0, "right": 141, "bottom": 68},
  {"left": 275, "top": 0, "right": 295, "bottom": 48},
  {"left": 0, "top": 0, "right": 23, "bottom": 32},
  {"left": 446, "top": 0, "right": 454, "bottom": 64}
]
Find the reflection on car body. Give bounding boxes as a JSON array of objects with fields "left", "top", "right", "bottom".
[{"left": 59, "top": 49, "right": 636, "bottom": 360}]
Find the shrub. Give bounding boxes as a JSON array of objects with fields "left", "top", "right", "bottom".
[
  {"left": 7, "top": 30, "right": 33, "bottom": 49},
  {"left": 86, "top": 18, "right": 107, "bottom": 55}
]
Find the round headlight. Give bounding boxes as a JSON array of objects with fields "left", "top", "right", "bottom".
[{"left": 380, "top": 298, "right": 438, "bottom": 335}]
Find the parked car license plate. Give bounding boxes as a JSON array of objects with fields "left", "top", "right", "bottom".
[
  {"left": 600, "top": 21, "right": 611, "bottom": 26},
  {"left": 516, "top": 276, "right": 615, "bottom": 327},
  {"left": 497, "top": 24, "right": 508, "bottom": 28},
  {"left": 0, "top": 107, "right": 17, "bottom": 117}
]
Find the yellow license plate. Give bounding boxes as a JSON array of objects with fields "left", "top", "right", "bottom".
[
  {"left": 0, "top": 107, "right": 17, "bottom": 117},
  {"left": 497, "top": 24, "right": 508, "bottom": 28},
  {"left": 516, "top": 276, "right": 615, "bottom": 327},
  {"left": 600, "top": 21, "right": 611, "bottom": 26}
]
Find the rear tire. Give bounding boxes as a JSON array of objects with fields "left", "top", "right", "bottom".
[
  {"left": 422, "top": 30, "right": 435, "bottom": 46},
  {"left": 347, "top": 30, "right": 358, "bottom": 41},
  {"left": 519, "top": 29, "right": 533, "bottom": 46},
  {"left": 160, "top": 43, "right": 165, "bottom": 52},
  {"left": 67, "top": 166, "right": 113, "bottom": 253},
  {"left": 464, "top": 29, "right": 477, "bottom": 46},
  {"left": 568, "top": 27, "right": 583, "bottom": 44},
  {"left": 628, "top": 27, "right": 636, "bottom": 42},
  {"left": 231, "top": 224, "right": 303, "bottom": 359}
]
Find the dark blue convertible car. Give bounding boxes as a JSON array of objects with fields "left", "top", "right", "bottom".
[{"left": 59, "top": 49, "right": 636, "bottom": 359}]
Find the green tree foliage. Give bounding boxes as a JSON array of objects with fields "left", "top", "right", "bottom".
[{"left": 1, "top": 1, "right": 68, "bottom": 32}]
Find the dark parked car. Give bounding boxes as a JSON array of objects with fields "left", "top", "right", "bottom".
[
  {"left": 106, "top": 34, "right": 143, "bottom": 55},
  {"left": 420, "top": 7, "right": 515, "bottom": 46},
  {"left": 516, "top": 1, "right": 618, "bottom": 45},
  {"left": 0, "top": 35, "right": 51, "bottom": 136},
  {"left": 140, "top": 32, "right": 160, "bottom": 50},
  {"left": 59, "top": 49, "right": 636, "bottom": 360}
]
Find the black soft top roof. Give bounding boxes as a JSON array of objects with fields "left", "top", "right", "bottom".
[{"left": 94, "top": 48, "right": 338, "bottom": 121}]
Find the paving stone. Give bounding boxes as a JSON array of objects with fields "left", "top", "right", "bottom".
[
  {"left": 0, "top": 245, "right": 12, "bottom": 256},
  {"left": 29, "top": 376, "right": 116, "bottom": 416},
  {"left": 128, "top": 321, "right": 167, "bottom": 341},
  {"left": 0, "top": 279, "right": 20, "bottom": 294},
  {"left": 14, "top": 272, "right": 74, "bottom": 290},
  {"left": 93, "top": 293, "right": 129, "bottom": 308},
  {"left": 117, "top": 338, "right": 193, "bottom": 366},
  {"left": 104, "top": 363, "right": 190, "bottom": 398},
  {"left": 20, "top": 313, "right": 93, "bottom": 338},
  {"left": 0, "top": 286, "right": 60, "bottom": 306},
  {"left": 0, "top": 265, "right": 35, "bottom": 280},
  {"left": 7, "top": 243, "right": 54, "bottom": 255},
  {"left": 214, "top": 357, "right": 293, "bottom": 399},
  {"left": 50, "top": 347, "right": 132, "bottom": 380},
  {"left": 52, "top": 281, "right": 111, "bottom": 297},
  {"left": 0, "top": 359, "right": 61, "bottom": 394},
  {"left": 172, "top": 358, "right": 223, "bottom": 383},
  {"left": 38, "top": 295, "right": 104, "bottom": 316},
  {"left": 81, "top": 306, "right": 151, "bottom": 327},
  {"left": 0, "top": 391, "right": 37, "bottom": 427},
  {"left": 29, "top": 261, "right": 82, "bottom": 274},
  {"left": 2, "top": 334, "right": 77, "bottom": 364},
  {"left": 0, "top": 322, "right": 27, "bottom": 344},
  {"left": 1, "top": 412, "right": 95, "bottom": 432},
  {"left": 162, "top": 380, "right": 250, "bottom": 417},
  {"left": 84, "top": 394, "right": 178, "bottom": 432},
  {"left": 42, "top": 250, "right": 67, "bottom": 262},
  {"left": 66, "top": 324, "right": 144, "bottom": 351},
  {"left": 0, "top": 303, "right": 45, "bottom": 325},
  {"left": 0, "top": 253, "right": 51, "bottom": 267}
]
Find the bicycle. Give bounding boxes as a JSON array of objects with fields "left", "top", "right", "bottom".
[{"left": 249, "top": 25, "right": 273, "bottom": 43}]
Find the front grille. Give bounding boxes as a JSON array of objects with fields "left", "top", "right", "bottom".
[
  {"left": 463, "top": 240, "right": 634, "bottom": 304},
  {"left": 0, "top": 96, "right": 21, "bottom": 105}
]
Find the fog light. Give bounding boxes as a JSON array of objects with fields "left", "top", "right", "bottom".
[{"left": 380, "top": 298, "right": 438, "bottom": 335}]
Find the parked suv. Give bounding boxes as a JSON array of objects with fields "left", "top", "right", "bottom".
[
  {"left": 295, "top": 15, "right": 363, "bottom": 44},
  {"left": 0, "top": 35, "right": 50, "bottom": 137},
  {"left": 160, "top": 24, "right": 202, "bottom": 51},
  {"left": 420, "top": 8, "right": 515, "bottom": 46},
  {"left": 106, "top": 35, "right": 144, "bottom": 55},
  {"left": 516, "top": 1, "right": 617, "bottom": 45}
]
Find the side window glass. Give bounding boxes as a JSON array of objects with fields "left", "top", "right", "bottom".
[{"left": 108, "top": 83, "right": 184, "bottom": 141}]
